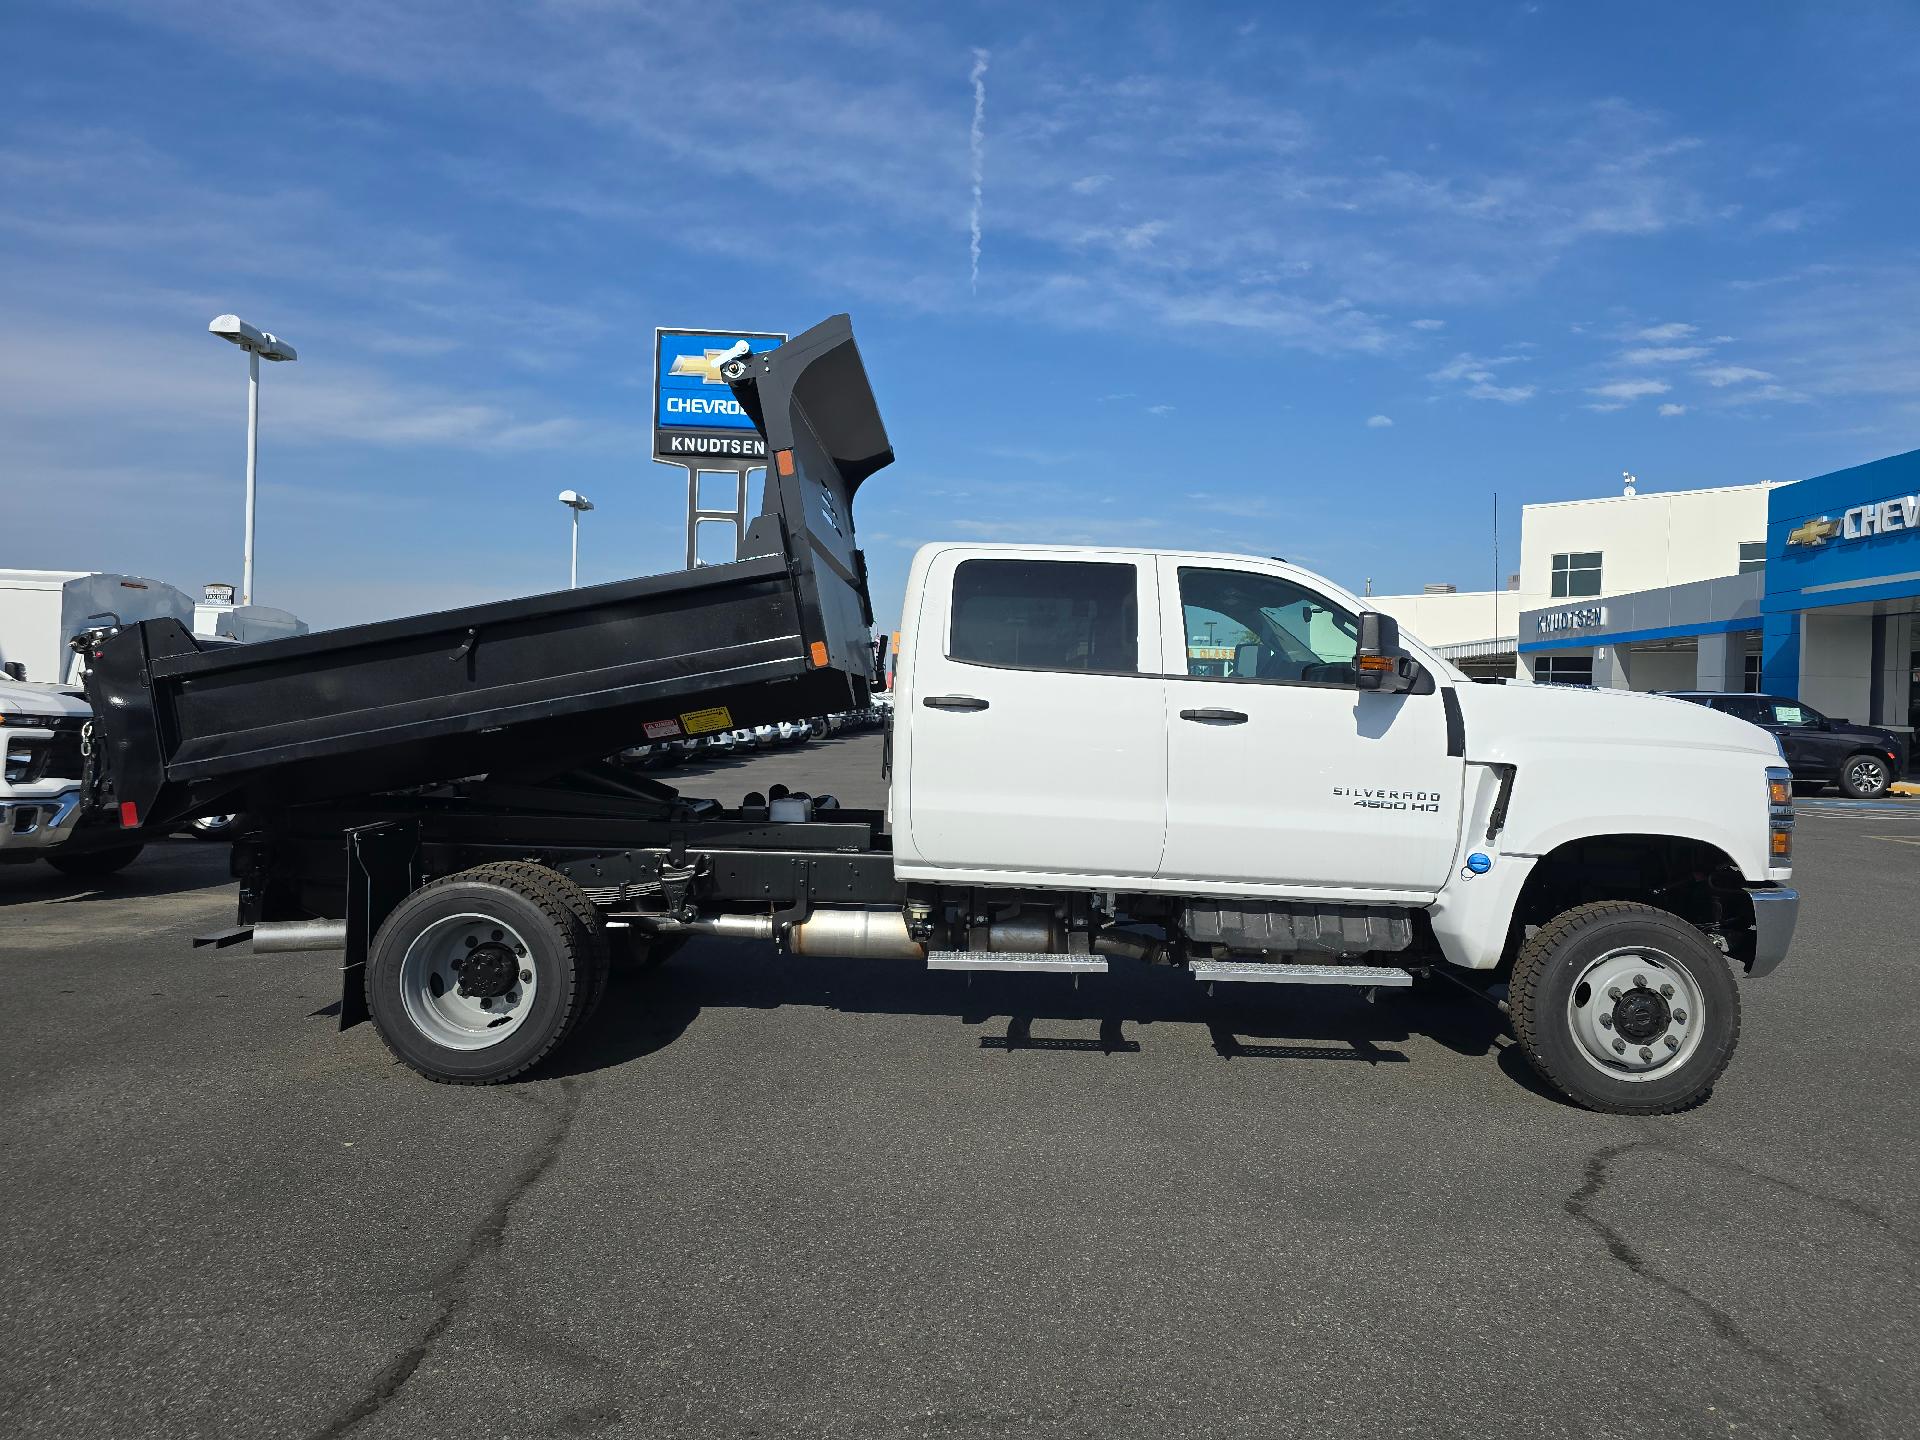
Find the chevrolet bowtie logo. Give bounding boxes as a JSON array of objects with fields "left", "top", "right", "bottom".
[
  {"left": 1786, "top": 517, "right": 1840, "bottom": 547},
  {"left": 667, "top": 343, "right": 749, "bottom": 384}
]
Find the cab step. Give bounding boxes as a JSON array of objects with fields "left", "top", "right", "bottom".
[
  {"left": 1188, "top": 959, "right": 1413, "bottom": 987},
  {"left": 927, "top": 952, "right": 1109, "bottom": 974}
]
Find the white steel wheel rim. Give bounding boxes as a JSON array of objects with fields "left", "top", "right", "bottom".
[
  {"left": 1565, "top": 945, "right": 1706, "bottom": 1083},
  {"left": 398, "top": 912, "right": 538, "bottom": 1051}
]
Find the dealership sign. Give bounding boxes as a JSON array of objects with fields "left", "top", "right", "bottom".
[
  {"left": 1786, "top": 492, "right": 1920, "bottom": 547},
  {"left": 1536, "top": 604, "right": 1607, "bottom": 637},
  {"left": 652, "top": 328, "right": 786, "bottom": 464}
]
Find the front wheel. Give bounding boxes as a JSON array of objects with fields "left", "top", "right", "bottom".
[
  {"left": 1508, "top": 901, "right": 1740, "bottom": 1114},
  {"left": 1839, "top": 753, "right": 1892, "bottom": 799}
]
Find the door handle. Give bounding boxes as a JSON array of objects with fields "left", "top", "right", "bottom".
[
  {"left": 1180, "top": 707, "right": 1248, "bottom": 724},
  {"left": 923, "top": 695, "right": 989, "bottom": 712}
]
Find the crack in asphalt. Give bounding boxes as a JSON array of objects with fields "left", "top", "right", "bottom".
[
  {"left": 304, "top": 1078, "right": 586, "bottom": 1440},
  {"left": 1565, "top": 1141, "right": 1864, "bottom": 1438}
]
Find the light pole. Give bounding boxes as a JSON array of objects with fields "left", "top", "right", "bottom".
[
  {"left": 558, "top": 490, "right": 594, "bottom": 587},
  {"left": 209, "top": 315, "right": 297, "bottom": 606}
]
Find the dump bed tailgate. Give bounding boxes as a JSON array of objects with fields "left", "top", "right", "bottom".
[{"left": 88, "top": 314, "right": 891, "bottom": 828}]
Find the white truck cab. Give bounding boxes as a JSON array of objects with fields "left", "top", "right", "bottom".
[{"left": 882, "top": 543, "right": 1795, "bottom": 1112}]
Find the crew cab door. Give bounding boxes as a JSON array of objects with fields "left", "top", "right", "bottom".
[
  {"left": 900, "top": 550, "right": 1167, "bottom": 879},
  {"left": 1155, "top": 559, "right": 1463, "bottom": 895}
]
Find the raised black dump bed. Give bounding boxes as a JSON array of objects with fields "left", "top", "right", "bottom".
[{"left": 88, "top": 315, "right": 891, "bottom": 831}]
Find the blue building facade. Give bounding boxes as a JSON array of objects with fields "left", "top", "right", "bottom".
[{"left": 1763, "top": 447, "right": 1920, "bottom": 733}]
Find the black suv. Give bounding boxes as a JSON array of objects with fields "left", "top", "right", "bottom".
[{"left": 1663, "top": 691, "right": 1908, "bottom": 799}]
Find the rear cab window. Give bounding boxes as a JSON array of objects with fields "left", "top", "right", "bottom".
[{"left": 948, "top": 558, "right": 1139, "bottom": 673}]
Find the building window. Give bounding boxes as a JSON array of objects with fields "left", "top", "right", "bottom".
[
  {"left": 1738, "top": 542, "right": 1766, "bottom": 575},
  {"left": 1743, "top": 652, "right": 1762, "bottom": 692},
  {"left": 1550, "top": 551, "right": 1603, "bottom": 598},
  {"left": 1534, "top": 654, "right": 1594, "bottom": 687},
  {"left": 949, "top": 559, "right": 1138, "bottom": 673}
]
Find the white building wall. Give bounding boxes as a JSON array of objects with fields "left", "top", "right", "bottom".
[
  {"left": 1369, "top": 589, "right": 1518, "bottom": 650},
  {"left": 1516, "top": 482, "right": 1775, "bottom": 615},
  {"left": 1799, "top": 612, "right": 1873, "bottom": 721}
]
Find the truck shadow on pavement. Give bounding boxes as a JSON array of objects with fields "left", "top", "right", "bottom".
[
  {"left": 0, "top": 840, "right": 233, "bottom": 909},
  {"left": 550, "top": 939, "right": 1563, "bottom": 1102}
]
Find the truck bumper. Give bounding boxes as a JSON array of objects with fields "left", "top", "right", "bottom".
[
  {"left": 1745, "top": 885, "right": 1799, "bottom": 978},
  {"left": 0, "top": 788, "right": 84, "bottom": 856}
]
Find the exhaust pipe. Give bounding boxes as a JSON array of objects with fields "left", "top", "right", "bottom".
[
  {"left": 253, "top": 919, "right": 348, "bottom": 953},
  {"left": 657, "top": 908, "right": 926, "bottom": 960}
]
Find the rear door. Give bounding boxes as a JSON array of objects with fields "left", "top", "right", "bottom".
[
  {"left": 1155, "top": 559, "right": 1462, "bottom": 895},
  {"left": 902, "top": 551, "right": 1167, "bottom": 879}
]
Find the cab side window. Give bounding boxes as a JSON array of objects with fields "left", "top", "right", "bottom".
[
  {"left": 949, "top": 559, "right": 1138, "bottom": 673},
  {"left": 1178, "top": 567, "right": 1358, "bottom": 685}
]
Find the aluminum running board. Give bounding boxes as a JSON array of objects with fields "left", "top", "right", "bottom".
[
  {"left": 1189, "top": 959, "right": 1413, "bottom": 987},
  {"left": 927, "top": 951, "right": 1109, "bottom": 975}
]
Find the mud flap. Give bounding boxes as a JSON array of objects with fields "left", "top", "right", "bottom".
[{"left": 341, "top": 820, "right": 420, "bottom": 1030}]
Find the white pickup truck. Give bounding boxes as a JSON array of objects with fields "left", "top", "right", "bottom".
[{"left": 87, "top": 315, "right": 1797, "bottom": 1114}]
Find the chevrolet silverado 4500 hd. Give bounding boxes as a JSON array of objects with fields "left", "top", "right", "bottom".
[{"left": 84, "top": 315, "right": 1797, "bottom": 1113}]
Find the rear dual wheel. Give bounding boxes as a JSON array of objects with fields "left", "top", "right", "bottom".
[
  {"left": 366, "top": 862, "right": 609, "bottom": 1084},
  {"left": 1509, "top": 901, "right": 1740, "bottom": 1115}
]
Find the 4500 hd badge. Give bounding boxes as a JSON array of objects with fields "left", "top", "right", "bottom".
[{"left": 1331, "top": 786, "right": 1443, "bottom": 813}]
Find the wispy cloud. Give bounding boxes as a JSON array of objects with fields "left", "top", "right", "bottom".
[
  {"left": 1428, "top": 351, "right": 1534, "bottom": 402},
  {"left": 1657, "top": 402, "right": 1687, "bottom": 417},
  {"left": 1621, "top": 345, "right": 1710, "bottom": 364},
  {"left": 1367, "top": 414, "right": 1394, "bottom": 428},
  {"left": 1633, "top": 322, "right": 1697, "bottom": 341},
  {"left": 1409, "top": 318, "right": 1446, "bottom": 331},
  {"left": 1587, "top": 378, "right": 1671, "bottom": 404},
  {"left": 1697, "top": 364, "right": 1773, "bottom": 386},
  {"left": 969, "top": 47, "right": 989, "bottom": 293}
]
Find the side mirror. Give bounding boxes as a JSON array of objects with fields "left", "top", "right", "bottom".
[
  {"left": 1233, "top": 640, "right": 1261, "bottom": 678},
  {"left": 2, "top": 661, "right": 24, "bottom": 682},
  {"left": 1356, "top": 612, "right": 1414, "bottom": 694}
]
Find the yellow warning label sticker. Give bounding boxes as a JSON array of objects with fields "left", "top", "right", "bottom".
[{"left": 679, "top": 706, "right": 734, "bottom": 735}]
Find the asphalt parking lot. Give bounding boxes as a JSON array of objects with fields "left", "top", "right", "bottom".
[{"left": 3, "top": 733, "right": 1916, "bottom": 1440}]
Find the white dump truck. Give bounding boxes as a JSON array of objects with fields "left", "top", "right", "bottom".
[{"left": 84, "top": 316, "right": 1796, "bottom": 1112}]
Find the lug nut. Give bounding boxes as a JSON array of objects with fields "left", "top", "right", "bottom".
[
  {"left": 1639, "top": 1047, "right": 1653, "bottom": 1062},
  {"left": 1673, "top": 1009, "right": 1687, "bottom": 1024},
  {"left": 1660, "top": 983, "right": 1674, "bottom": 998},
  {"left": 1607, "top": 987, "right": 1622, "bottom": 1001},
  {"left": 1664, "top": 1035, "right": 1679, "bottom": 1050},
  {"left": 464, "top": 935, "right": 478, "bottom": 948},
  {"left": 520, "top": 969, "right": 532, "bottom": 983},
  {"left": 1632, "top": 974, "right": 1647, "bottom": 988},
  {"left": 1612, "top": 1038, "right": 1626, "bottom": 1054},
  {"left": 1599, "top": 1014, "right": 1613, "bottom": 1029}
]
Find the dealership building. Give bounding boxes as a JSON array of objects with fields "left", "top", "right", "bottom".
[{"left": 1377, "top": 446, "right": 1920, "bottom": 744}]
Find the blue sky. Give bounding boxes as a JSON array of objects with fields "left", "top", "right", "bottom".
[{"left": 3, "top": 1, "right": 1917, "bottom": 632}]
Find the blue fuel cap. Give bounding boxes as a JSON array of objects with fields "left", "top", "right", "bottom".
[{"left": 1465, "top": 852, "right": 1493, "bottom": 875}]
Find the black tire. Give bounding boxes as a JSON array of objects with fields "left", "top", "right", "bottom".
[
  {"left": 365, "top": 863, "right": 608, "bottom": 1084},
  {"left": 1508, "top": 901, "right": 1740, "bottom": 1115},
  {"left": 46, "top": 844, "right": 144, "bottom": 878},
  {"left": 188, "top": 814, "right": 239, "bottom": 841},
  {"left": 458, "top": 861, "right": 612, "bottom": 1023},
  {"left": 1838, "top": 752, "right": 1892, "bottom": 799}
]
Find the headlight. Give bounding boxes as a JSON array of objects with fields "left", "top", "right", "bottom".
[{"left": 1766, "top": 766, "right": 1793, "bottom": 866}]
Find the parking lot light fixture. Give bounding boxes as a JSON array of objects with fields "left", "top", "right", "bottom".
[
  {"left": 208, "top": 315, "right": 298, "bottom": 606},
  {"left": 558, "top": 490, "right": 595, "bottom": 587}
]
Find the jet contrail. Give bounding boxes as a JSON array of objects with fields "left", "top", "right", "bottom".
[{"left": 969, "top": 48, "right": 989, "bottom": 293}]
